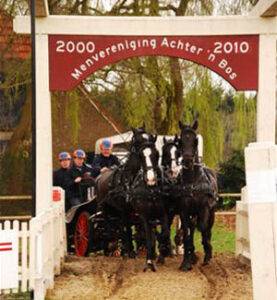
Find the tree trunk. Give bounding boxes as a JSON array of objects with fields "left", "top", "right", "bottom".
[{"left": 0, "top": 85, "right": 32, "bottom": 195}]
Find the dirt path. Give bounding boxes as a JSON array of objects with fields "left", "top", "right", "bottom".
[{"left": 47, "top": 253, "right": 252, "bottom": 300}]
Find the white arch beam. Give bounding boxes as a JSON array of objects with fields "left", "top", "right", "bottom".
[{"left": 14, "top": 15, "right": 277, "bottom": 35}]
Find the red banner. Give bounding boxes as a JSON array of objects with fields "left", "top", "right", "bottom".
[{"left": 49, "top": 35, "right": 259, "bottom": 91}]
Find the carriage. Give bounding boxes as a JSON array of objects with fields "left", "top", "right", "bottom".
[
  {"left": 65, "top": 185, "right": 96, "bottom": 256},
  {"left": 65, "top": 184, "right": 140, "bottom": 257}
]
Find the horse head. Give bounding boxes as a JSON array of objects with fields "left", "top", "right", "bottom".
[
  {"left": 179, "top": 120, "right": 198, "bottom": 170},
  {"left": 161, "top": 135, "right": 181, "bottom": 180},
  {"left": 131, "top": 124, "right": 154, "bottom": 151}
]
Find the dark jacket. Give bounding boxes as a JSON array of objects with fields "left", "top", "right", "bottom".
[
  {"left": 53, "top": 167, "right": 71, "bottom": 203},
  {"left": 53, "top": 168, "right": 70, "bottom": 189},
  {"left": 67, "top": 163, "right": 95, "bottom": 201},
  {"left": 91, "top": 154, "right": 120, "bottom": 177}
]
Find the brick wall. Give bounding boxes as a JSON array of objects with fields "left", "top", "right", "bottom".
[{"left": 0, "top": 11, "right": 30, "bottom": 60}]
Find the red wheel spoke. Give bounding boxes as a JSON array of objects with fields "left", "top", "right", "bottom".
[{"left": 74, "top": 212, "right": 90, "bottom": 256}]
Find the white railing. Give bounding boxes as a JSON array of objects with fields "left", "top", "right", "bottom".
[
  {"left": 30, "top": 188, "right": 66, "bottom": 300},
  {"left": 236, "top": 187, "right": 250, "bottom": 260},
  {"left": 0, "top": 187, "right": 66, "bottom": 299},
  {"left": 0, "top": 220, "right": 30, "bottom": 295}
]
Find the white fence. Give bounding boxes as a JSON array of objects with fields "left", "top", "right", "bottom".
[
  {"left": 0, "top": 188, "right": 66, "bottom": 299},
  {"left": 0, "top": 220, "right": 30, "bottom": 295},
  {"left": 236, "top": 187, "right": 250, "bottom": 260}
]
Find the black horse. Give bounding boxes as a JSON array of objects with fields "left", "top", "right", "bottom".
[
  {"left": 93, "top": 127, "right": 157, "bottom": 257},
  {"left": 129, "top": 138, "right": 172, "bottom": 271},
  {"left": 177, "top": 120, "right": 218, "bottom": 271},
  {"left": 157, "top": 136, "right": 182, "bottom": 260}
]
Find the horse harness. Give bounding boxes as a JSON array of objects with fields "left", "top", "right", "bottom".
[{"left": 179, "top": 164, "right": 217, "bottom": 199}]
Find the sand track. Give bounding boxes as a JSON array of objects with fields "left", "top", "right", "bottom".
[{"left": 47, "top": 253, "right": 252, "bottom": 300}]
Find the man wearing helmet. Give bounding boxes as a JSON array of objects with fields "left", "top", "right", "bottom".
[
  {"left": 53, "top": 151, "right": 71, "bottom": 190},
  {"left": 66, "top": 149, "right": 96, "bottom": 209},
  {"left": 92, "top": 138, "right": 120, "bottom": 177},
  {"left": 92, "top": 139, "right": 120, "bottom": 217}
]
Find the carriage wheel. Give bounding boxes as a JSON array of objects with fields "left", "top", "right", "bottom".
[{"left": 74, "top": 211, "right": 91, "bottom": 257}]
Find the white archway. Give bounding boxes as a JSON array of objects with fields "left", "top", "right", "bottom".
[{"left": 13, "top": 1, "right": 277, "bottom": 298}]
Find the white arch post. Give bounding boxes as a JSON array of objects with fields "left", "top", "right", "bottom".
[
  {"left": 244, "top": 29, "right": 277, "bottom": 300},
  {"left": 35, "top": 33, "right": 52, "bottom": 214},
  {"left": 244, "top": 3, "right": 277, "bottom": 299}
]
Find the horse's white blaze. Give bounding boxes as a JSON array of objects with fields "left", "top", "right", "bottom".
[
  {"left": 142, "top": 133, "right": 149, "bottom": 140},
  {"left": 142, "top": 148, "right": 156, "bottom": 184},
  {"left": 170, "top": 146, "right": 177, "bottom": 169},
  {"left": 147, "top": 170, "right": 155, "bottom": 182},
  {"left": 170, "top": 146, "right": 180, "bottom": 177}
]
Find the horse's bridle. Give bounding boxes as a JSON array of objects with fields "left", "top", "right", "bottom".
[{"left": 180, "top": 128, "right": 198, "bottom": 170}]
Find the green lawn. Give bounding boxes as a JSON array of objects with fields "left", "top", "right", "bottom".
[
  {"left": 171, "top": 220, "right": 235, "bottom": 253},
  {"left": 1, "top": 292, "right": 31, "bottom": 299},
  {"left": 195, "top": 222, "right": 235, "bottom": 253}
]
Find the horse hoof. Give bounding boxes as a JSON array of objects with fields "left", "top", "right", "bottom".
[
  {"left": 150, "top": 263, "right": 157, "bottom": 272},
  {"left": 203, "top": 254, "right": 212, "bottom": 265},
  {"left": 157, "top": 255, "right": 165, "bottom": 265},
  {"left": 202, "top": 258, "right": 211, "bottom": 266},
  {"left": 143, "top": 261, "right": 157, "bottom": 272},
  {"left": 179, "top": 262, "right": 192, "bottom": 272}
]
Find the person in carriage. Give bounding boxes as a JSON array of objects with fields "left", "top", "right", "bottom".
[
  {"left": 53, "top": 151, "right": 72, "bottom": 215},
  {"left": 53, "top": 151, "right": 72, "bottom": 189},
  {"left": 92, "top": 138, "right": 120, "bottom": 177},
  {"left": 66, "top": 149, "right": 96, "bottom": 210},
  {"left": 92, "top": 139, "right": 121, "bottom": 216}
]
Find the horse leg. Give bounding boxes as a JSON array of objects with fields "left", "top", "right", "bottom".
[
  {"left": 179, "top": 213, "right": 194, "bottom": 272},
  {"left": 189, "top": 218, "right": 198, "bottom": 264},
  {"left": 126, "top": 221, "right": 136, "bottom": 258},
  {"left": 167, "top": 211, "right": 176, "bottom": 256},
  {"left": 118, "top": 217, "right": 128, "bottom": 258},
  {"left": 174, "top": 216, "right": 183, "bottom": 255},
  {"left": 134, "top": 223, "right": 146, "bottom": 255},
  {"left": 157, "top": 214, "right": 171, "bottom": 265},
  {"left": 120, "top": 219, "right": 135, "bottom": 259},
  {"left": 199, "top": 203, "right": 215, "bottom": 265},
  {"left": 143, "top": 219, "right": 157, "bottom": 272}
]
